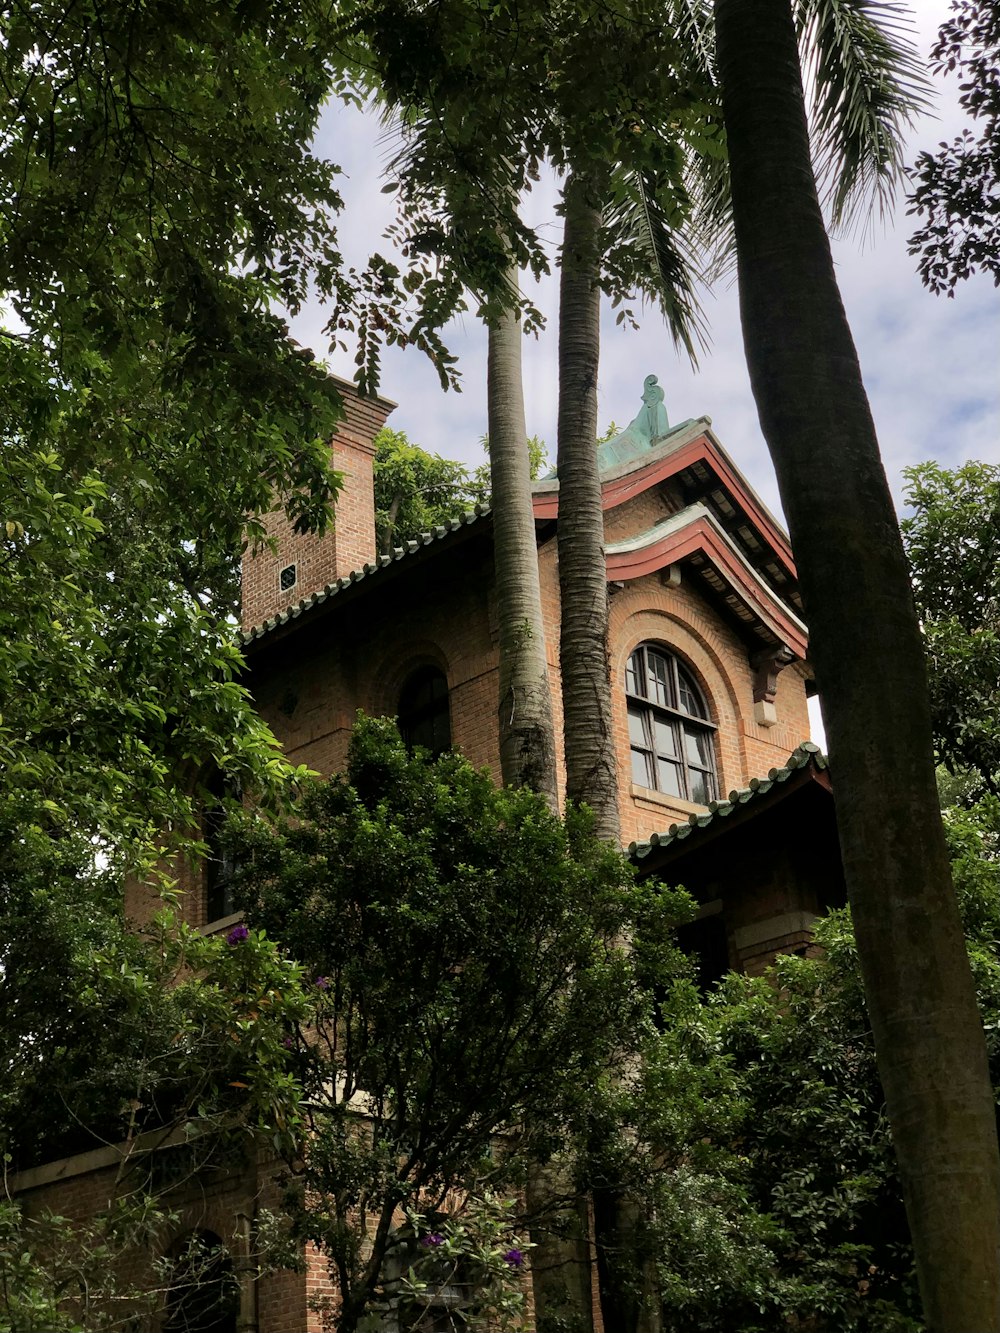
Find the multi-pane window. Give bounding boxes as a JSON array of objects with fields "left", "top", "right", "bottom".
[
  {"left": 398, "top": 665, "right": 451, "bottom": 756},
  {"left": 626, "top": 645, "right": 717, "bottom": 804}
]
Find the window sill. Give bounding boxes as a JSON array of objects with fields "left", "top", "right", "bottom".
[
  {"left": 199, "top": 910, "right": 243, "bottom": 937},
  {"left": 629, "top": 784, "right": 709, "bottom": 819}
]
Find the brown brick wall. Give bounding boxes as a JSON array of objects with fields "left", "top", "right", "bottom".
[
  {"left": 603, "top": 478, "right": 685, "bottom": 542},
  {"left": 241, "top": 383, "right": 395, "bottom": 633},
  {"left": 12, "top": 1141, "right": 314, "bottom": 1333},
  {"left": 253, "top": 493, "right": 810, "bottom": 859}
]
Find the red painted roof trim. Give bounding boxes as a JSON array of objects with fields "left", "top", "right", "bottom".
[
  {"left": 607, "top": 515, "right": 808, "bottom": 658},
  {"left": 533, "top": 432, "right": 796, "bottom": 580}
]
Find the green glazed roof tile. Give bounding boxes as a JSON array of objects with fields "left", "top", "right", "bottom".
[{"left": 629, "top": 741, "right": 826, "bottom": 860}]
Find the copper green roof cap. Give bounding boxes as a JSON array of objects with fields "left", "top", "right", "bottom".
[
  {"left": 628, "top": 741, "right": 828, "bottom": 860},
  {"left": 544, "top": 374, "right": 694, "bottom": 478}
]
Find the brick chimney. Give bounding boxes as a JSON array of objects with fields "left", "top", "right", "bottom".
[{"left": 241, "top": 377, "right": 396, "bottom": 632}]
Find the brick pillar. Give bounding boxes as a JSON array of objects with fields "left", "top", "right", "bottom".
[{"left": 241, "top": 378, "right": 395, "bottom": 632}]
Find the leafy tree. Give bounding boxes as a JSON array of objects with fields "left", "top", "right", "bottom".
[
  {"left": 1, "top": 819, "right": 308, "bottom": 1176},
  {"left": 626, "top": 791, "right": 1000, "bottom": 1333},
  {"left": 0, "top": 0, "right": 477, "bottom": 875},
  {"left": 902, "top": 461, "right": 1000, "bottom": 795},
  {"left": 0, "top": 821, "right": 310, "bottom": 1329},
  {"left": 0, "top": 9, "right": 367, "bottom": 1316},
  {"left": 713, "top": 0, "right": 1000, "bottom": 1323},
  {"left": 373, "top": 427, "right": 483, "bottom": 553},
  {"left": 229, "top": 718, "right": 691, "bottom": 1333},
  {"left": 0, "top": 0, "right": 354, "bottom": 872},
  {"left": 908, "top": 0, "right": 1000, "bottom": 294}
]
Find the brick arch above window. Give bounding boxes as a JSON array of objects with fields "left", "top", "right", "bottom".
[
  {"left": 611, "top": 595, "right": 748, "bottom": 789},
  {"left": 369, "top": 642, "right": 452, "bottom": 720},
  {"left": 625, "top": 643, "right": 719, "bottom": 805}
]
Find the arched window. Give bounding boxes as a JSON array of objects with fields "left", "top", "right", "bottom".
[
  {"left": 164, "top": 1230, "right": 238, "bottom": 1333},
  {"left": 625, "top": 645, "right": 718, "bottom": 804},
  {"left": 398, "top": 665, "right": 451, "bottom": 756}
]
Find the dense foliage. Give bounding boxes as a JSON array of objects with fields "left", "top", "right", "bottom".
[
  {"left": 611, "top": 793, "right": 1000, "bottom": 1333},
  {"left": 0, "top": 818, "right": 308, "bottom": 1175},
  {"left": 908, "top": 0, "right": 1000, "bottom": 294},
  {"left": 0, "top": 0, "right": 350, "bottom": 880},
  {"left": 372, "top": 428, "right": 550, "bottom": 552},
  {"left": 902, "top": 461, "right": 1000, "bottom": 794},
  {"left": 229, "top": 719, "right": 692, "bottom": 1333},
  {"left": 372, "top": 427, "right": 486, "bottom": 553}
]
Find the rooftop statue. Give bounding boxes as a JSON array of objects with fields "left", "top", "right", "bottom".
[
  {"left": 595, "top": 374, "right": 672, "bottom": 473},
  {"left": 632, "top": 373, "right": 670, "bottom": 440}
]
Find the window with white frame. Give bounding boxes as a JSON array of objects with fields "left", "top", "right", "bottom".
[{"left": 625, "top": 644, "right": 718, "bottom": 804}]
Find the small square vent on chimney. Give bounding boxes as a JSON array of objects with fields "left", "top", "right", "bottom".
[{"left": 279, "top": 563, "right": 297, "bottom": 593}]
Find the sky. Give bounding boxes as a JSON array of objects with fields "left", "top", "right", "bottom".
[{"left": 287, "top": 0, "right": 999, "bottom": 528}]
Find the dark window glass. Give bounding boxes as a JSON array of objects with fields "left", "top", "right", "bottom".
[
  {"left": 398, "top": 666, "right": 451, "bottom": 756},
  {"left": 625, "top": 645, "right": 717, "bottom": 803},
  {"left": 676, "top": 912, "right": 730, "bottom": 993},
  {"left": 205, "top": 777, "right": 241, "bottom": 923},
  {"left": 164, "top": 1231, "right": 238, "bottom": 1333}
]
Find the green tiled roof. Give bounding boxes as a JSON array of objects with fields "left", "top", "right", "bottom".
[
  {"left": 241, "top": 505, "right": 491, "bottom": 645},
  {"left": 629, "top": 741, "right": 828, "bottom": 860},
  {"left": 595, "top": 416, "right": 695, "bottom": 474}
]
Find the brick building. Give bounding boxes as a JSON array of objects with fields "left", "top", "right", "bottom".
[
  {"left": 240, "top": 372, "right": 835, "bottom": 978},
  {"left": 10, "top": 373, "right": 843, "bottom": 1332}
]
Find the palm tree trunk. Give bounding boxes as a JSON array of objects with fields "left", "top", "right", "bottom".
[
  {"left": 556, "top": 169, "right": 648, "bottom": 1333},
  {"left": 487, "top": 276, "right": 559, "bottom": 807},
  {"left": 488, "top": 264, "right": 588, "bottom": 1329},
  {"left": 715, "top": 0, "right": 1000, "bottom": 1325},
  {"left": 557, "top": 170, "right": 620, "bottom": 844}
]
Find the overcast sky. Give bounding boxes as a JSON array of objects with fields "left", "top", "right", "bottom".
[{"left": 287, "top": 0, "right": 998, "bottom": 524}]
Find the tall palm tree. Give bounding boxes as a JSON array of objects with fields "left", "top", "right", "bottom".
[
  {"left": 544, "top": 0, "right": 718, "bottom": 845},
  {"left": 555, "top": 154, "right": 712, "bottom": 843},
  {"left": 488, "top": 268, "right": 559, "bottom": 808},
  {"left": 556, "top": 170, "right": 619, "bottom": 840},
  {"left": 370, "top": 16, "right": 561, "bottom": 803},
  {"left": 714, "top": 0, "right": 1000, "bottom": 1324}
]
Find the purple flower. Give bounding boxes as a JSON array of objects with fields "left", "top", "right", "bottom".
[
  {"left": 503, "top": 1248, "right": 523, "bottom": 1270},
  {"left": 226, "top": 924, "right": 249, "bottom": 945},
  {"left": 420, "top": 1233, "right": 444, "bottom": 1248},
  {"left": 282, "top": 1036, "right": 295, "bottom": 1049},
  {"left": 315, "top": 975, "right": 330, "bottom": 991}
]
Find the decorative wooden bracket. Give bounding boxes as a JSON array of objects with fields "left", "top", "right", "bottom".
[{"left": 750, "top": 645, "right": 797, "bottom": 727}]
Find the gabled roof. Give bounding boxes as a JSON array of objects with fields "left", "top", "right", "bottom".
[
  {"left": 242, "top": 395, "right": 805, "bottom": 657},
  {"left": 606, "top": 504, "right": 807, "bottom": 658},
  {"left": 532, "top": 415, "right": 801, "bottom": 613},
  {"left": 241, "top": 506, "right": 492, "bottom": 647},
  {"left": 629, "top": 741, "right": 829, "bottom": 862}
]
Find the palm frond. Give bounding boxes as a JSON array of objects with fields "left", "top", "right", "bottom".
[
  {"left": 603, "top": 169, "right": 711, "bottom": 366},
  {"left": 795, "top": 0, "right": 932, "bottom": 228}
]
